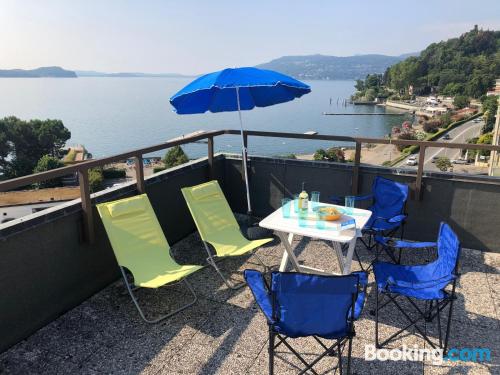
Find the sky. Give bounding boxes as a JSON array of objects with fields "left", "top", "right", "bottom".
[{"left": 1, "top": 0, "right": 499, "bottom": 75}]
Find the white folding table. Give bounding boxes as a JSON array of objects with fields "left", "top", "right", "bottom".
[{"left": 259, "top": 203, "right": 372, "bottom": 275}]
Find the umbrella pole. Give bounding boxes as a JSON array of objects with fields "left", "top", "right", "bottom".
[{"left": 236, "top": 87, "right": 252, "bottom": 216}]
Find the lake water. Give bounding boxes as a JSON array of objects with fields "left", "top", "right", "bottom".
[{"left": 0, "top": 78, "right": 410, "bottom": 159}]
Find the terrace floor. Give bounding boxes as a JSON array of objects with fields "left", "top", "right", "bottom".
[{"left": 1, "top": 228, "right": 499, "bottom": 374}]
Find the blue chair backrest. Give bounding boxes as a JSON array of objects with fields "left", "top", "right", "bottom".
[
  {"left": 371, "top": 177, "right": 408, "bottom": 218},
  {"left": 270, "top": 272, "right": 358, "bottom": 339}
]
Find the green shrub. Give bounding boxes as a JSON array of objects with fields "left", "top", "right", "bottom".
[
  {"left": 279, "top": 153, "right": 297, "bottom": 159},
  {"left": 313, "top": 147, "right": 345, "bottom": 162},
  {"left": 435, "top": 157, "right": 452, "bottom": 172},
  {"left": 88, "top": 168, "right": 104, "bottom": 193},
  {"left": 33, "top": 155, "right": 64, "bottom": 188},
  {"left": 423, "top": 120, "right": 441, "bottom": 133},
  {"left": 395, "top": 132, "right": 417, "bottom": 151},
  {"left": 163, "top": 146, "right": 189, "bottom": 168},
  {"left": 102, "top": 168, "right": 126, "bottom": 179},
  {"left": 153, "top": 166, "right": 166, "bottom": 173},
  {"left": 439, "top": 113, "right": 452, "bottom": 127},
  {"left": 453, "top": 95, "right": 470, "bottom": 109}
]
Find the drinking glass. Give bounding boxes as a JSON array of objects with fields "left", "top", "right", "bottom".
[
  {"left": 311, "top": 191, "right": 320, "bottom": 210},
  {"left": 345, "top": 196, "right": 355, "bottom": 215},
  {"left": 293, "top": 194, "right": 300, "bottom": 213},
  {"left": 315, "top": 212, "right": 326, "bottom": 230},
  {"left": 281, "top": 198, "right": 291, "bottom": 218},
  {"left": 298, "top": 210, "right": 308, "bottom": 227}
]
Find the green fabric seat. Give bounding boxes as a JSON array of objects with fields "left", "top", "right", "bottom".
[
  {"left": 97, "top": 194, "right": 200, "bottom": 322},
  {"left": 181, "top": 180, "right": 272, "bottom": 289}
]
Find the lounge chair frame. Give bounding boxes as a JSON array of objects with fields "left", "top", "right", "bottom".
[
  {"left": 119, "top": 267, "right": 198, "bottom": 324},
  {"left": 202, "top": 241, "right": 268, "bottom": 290}
]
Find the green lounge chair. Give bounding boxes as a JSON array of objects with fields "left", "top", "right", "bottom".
[
  {"left": 97, "top": 194, "right": 202, "bottom": 323},
  {"left": 181, "top": 180, "right": 273, "bottom": 289}
]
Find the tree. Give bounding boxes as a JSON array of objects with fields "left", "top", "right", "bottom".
[
  {"left": 481, "top": 95, "right": 498, "bottom": 133},
  {"left": 477, "top": 132, "right": 493, "bottom": 157},
  {"left": 33, "top": 155, "right": 64, "bottom": 188},
  {"left": 0, "top": 116, "right": 71, "bottom": 179},
  {"left": 384, "top": 28, "right": 500, "bottom": 98},
  {"left": 453, "top": 95, "right": 470, "bottom": 109},
  {"left": 163, "top": 146, "right": 189, "bottom": 168},
  {"left": 435, "top": 157, "right": 452, "bottom": 172}
]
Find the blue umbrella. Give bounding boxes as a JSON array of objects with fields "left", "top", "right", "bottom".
[{"left": 170, "top": 67, "right": 311, "bottom": 214}]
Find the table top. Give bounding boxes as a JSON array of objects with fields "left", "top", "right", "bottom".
[{"left": 259, "top": 202, "right": 372, "bottom": 243}]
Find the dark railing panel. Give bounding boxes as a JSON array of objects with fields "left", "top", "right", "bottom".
[
  {"left": 2, "top": 129, "right": 500, "bottom": 242},
  {"left": 0, "top": 157, "right": 213, "bottom": 354}
]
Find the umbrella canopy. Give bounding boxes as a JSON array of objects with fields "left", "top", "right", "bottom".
[
  {"left": 170, "top": 67, "right": 311, "bottom": 114},
  {"left": 169, "top": 67, "right": 311, "bottom": 215}
]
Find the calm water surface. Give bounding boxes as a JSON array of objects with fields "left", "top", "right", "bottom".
[{"left": 0, "top": 78, "right": 410, "bottom": 158}]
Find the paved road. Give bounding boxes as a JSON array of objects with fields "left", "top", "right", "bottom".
[{"left": 396, "top": 118, "right": 483, "bottom": 172}]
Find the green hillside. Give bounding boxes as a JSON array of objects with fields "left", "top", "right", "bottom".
[{"left": 385, "top": 26, "right": 499, "bottom": 98}]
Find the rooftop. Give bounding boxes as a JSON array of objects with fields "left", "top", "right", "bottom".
[
  {"left": 1, "top": 130, "right": 500, "bottom": 374},
  {"left": 1, "top": 230, "right": 498, "bottom": 374}
]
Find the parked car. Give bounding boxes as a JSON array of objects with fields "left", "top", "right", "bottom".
[
  {"left": 451, "top": 158, "right": 468, "bottom": 164},
  {"left": 442, "top": 134, "right": 451, "bottom": 140},
  {"left": 406, "top": 156, "right": 418, "bottom": 166},
  {"left": 473, "top": 118, "right": 482, "bottom": 123},
  {"left": 431, "top": 156, "right": 440, "bottom": 163}
]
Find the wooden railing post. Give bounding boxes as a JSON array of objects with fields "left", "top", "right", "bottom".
[
  {"left": 207, "top": 137, "right": 214, "bottom": 180},
  {"left": 414, "top": 146, "right": 426, "bottom": 200},
  {"left": 351, "top": 141, "right": 362, "bottom": 195},
  {"left": 78, "top": 168, "right": 95, "bottom": 244},
  {"left": 134, "top": 155, "right": 145, "bottom": 194}
]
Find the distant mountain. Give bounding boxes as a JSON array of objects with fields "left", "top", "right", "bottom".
[
  {"left": 0, "top": 66, "right": 76, "bottom": 78},
  {"left": 75, "top": 70, "right": 190, "bottom": 78},
  {"left": 256, "top": 53, "right": 417, "bottom": 80}
]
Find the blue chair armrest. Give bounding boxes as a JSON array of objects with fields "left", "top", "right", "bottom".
[
  {"left": 386, "top": 274, "right": 456, "bottom": 290},
  {"left": 388, "top": 214, "right": 407, "bottom": 223},
  {"left": 375, "top": 235, "right": 437, "bottom": 249},
  {"left": 330, "top": 193, "right": 373, "bottom": 204},
  {"left": 350, "top": 271, "right": 368, "bottom": 320}
]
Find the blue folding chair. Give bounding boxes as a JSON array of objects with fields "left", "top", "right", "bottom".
[
  {"left": 373, "top": 222, "right": 461, "bottom": 353},
  {"left": 244, "top": 270, "right": 367, "bottom": 375},
  {"left": 331, "top": 176, "right": 409, "bottom": 269}
]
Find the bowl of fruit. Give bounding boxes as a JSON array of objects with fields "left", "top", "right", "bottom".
[{"left": 316, "top": 206, "right": 343, "bottom": 221}]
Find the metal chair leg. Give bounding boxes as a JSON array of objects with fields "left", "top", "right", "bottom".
[
  {"left": 269, "top": 329, "right": 275, "bottom": 375},
  {"left": 206, "top": 255, "right": 246, "bottom": 290},
  {"left": 443, "top": 281, "right": 457, "bottom": 355},
  {"left": 346, "top": 336, "right": 353, "bottom": 375},
  {"left": 337, "top": 340, "right": 343, "bottom": 375},
  {"left": 120, "top": 267, "right": 197, "bottom": 324},
  {"left": 375, "top": 284, "right": 380, "bottom": 348}
]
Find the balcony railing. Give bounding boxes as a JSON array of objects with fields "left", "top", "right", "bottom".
[{"left": 2, "top": 129, "right": 500, "bottom": 243}]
